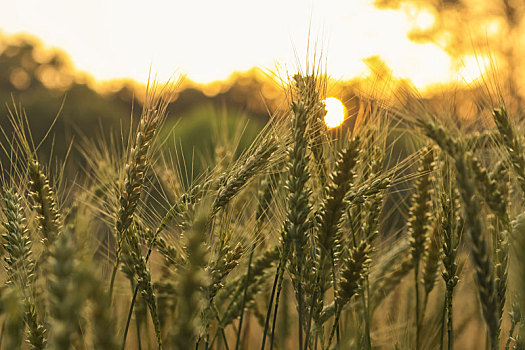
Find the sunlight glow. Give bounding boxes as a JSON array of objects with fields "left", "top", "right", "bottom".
[
  {"left": 458, "top": 55, "right": 490, "bottom": 84},
  {"left": 403, "top": 4, "right": 435, "bottom": 30},
  {"left": 324, "top": 97, "right": 345, "bottom": 128},
  {"left": 0, "top": 0, "right": 488, "bottom": 90},
  {"left": 414, "top": 10, "right": 435, "bottom": 30}
]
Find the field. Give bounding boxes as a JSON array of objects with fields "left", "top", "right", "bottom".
[{"left": 0, "top": 66, "right": 524, "bottom": 350}]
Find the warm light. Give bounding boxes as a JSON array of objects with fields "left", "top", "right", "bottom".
[
  {"left": 458, "top": 55, "right": 490, "bottom": 84},
  {"left": 0, "top": 0, "right": 491, "bottom": 90},
  {"left": 414, "top": 9, "right": 435, "bottom": 30},
  {"left": 486, "top": 19, "right": 502, "bottom": 37},
  {"left": 324, "top": 97, "right": 345, "bottom": 128}
]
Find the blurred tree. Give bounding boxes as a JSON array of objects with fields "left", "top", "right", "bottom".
[
  {"left": 375, "top": 0, "right": 525, "bottom": 107},
  {"left": 0, "top": 33, "right": 272, "bottom": 179},
  {"left": 0, "top": 34, "right": 134, "bottom": 169}
]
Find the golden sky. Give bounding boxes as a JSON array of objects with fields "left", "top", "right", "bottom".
[{"left": 0, "top": 0, "right": 488, "bottom": 89}]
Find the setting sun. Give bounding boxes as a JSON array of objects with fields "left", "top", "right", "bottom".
[
  {"left": 324, "top": 97, "right": 345, "bottom": 128},
  {"left": 0, "top": 1, "right": 524, "bottom": 348}
]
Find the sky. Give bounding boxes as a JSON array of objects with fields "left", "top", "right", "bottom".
[{"left": 0, "top": 0, "right": 485, "bottom": 90}]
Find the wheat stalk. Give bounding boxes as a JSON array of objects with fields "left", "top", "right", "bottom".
[
  {"left": 327, "top": 239, "right": 372, "bottom": 348},
  {"left": 305, "top": 138, "right": 361, "bottom": 346},
  {"left": 419, "top": 118, "right": 500, "bottom": 350},
  {"left": 28, "top": 160, "right": 61, "bottom": 247},
  {"left": 407, "top": 146, "right": 435, "bottom": 349},
  {"left": 213, "top": 137, "right": 278, "bottom": 214},
  {"left": 492, "top": 107, "right": 525, "bottom": 201},
  {"left": 173, "top": 217, "right": 209, "bottom": 349},
  {"left": 439, "top": 160, "right": 461, "bottom": 350},
  {"left": 2, "top": 187, "right": 46, "bottom": 350}
]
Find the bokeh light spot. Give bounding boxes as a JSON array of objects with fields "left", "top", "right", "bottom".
[{"left": 10, "top": 68, "right": 31, "bottom": 90}]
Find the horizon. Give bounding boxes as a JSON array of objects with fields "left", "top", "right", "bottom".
[{"left": 0, "top": 0, "right": 499, "bottom": 92}]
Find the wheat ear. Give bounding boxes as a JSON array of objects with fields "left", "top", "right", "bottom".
[
  {"left": 419, "top": 118, "right": 500, "bottom": 349},
  {"left": 492, "top": 107, "right": 525, "bottom": 201},
  {"left": 2, "top": 188, "right": 46, "bottom": 350}
]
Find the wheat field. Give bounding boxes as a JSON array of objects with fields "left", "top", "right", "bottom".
[{"left": 0, "top": 67, "right": 524, "bottom": 350}]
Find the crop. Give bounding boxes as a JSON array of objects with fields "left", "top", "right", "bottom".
[{"left": 0, "top": 68, "right": 524, "bottom": 350}]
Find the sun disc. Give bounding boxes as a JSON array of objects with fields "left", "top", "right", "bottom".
[{"left": 324, "top": 97, "right": 345, "bottom": 128}]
